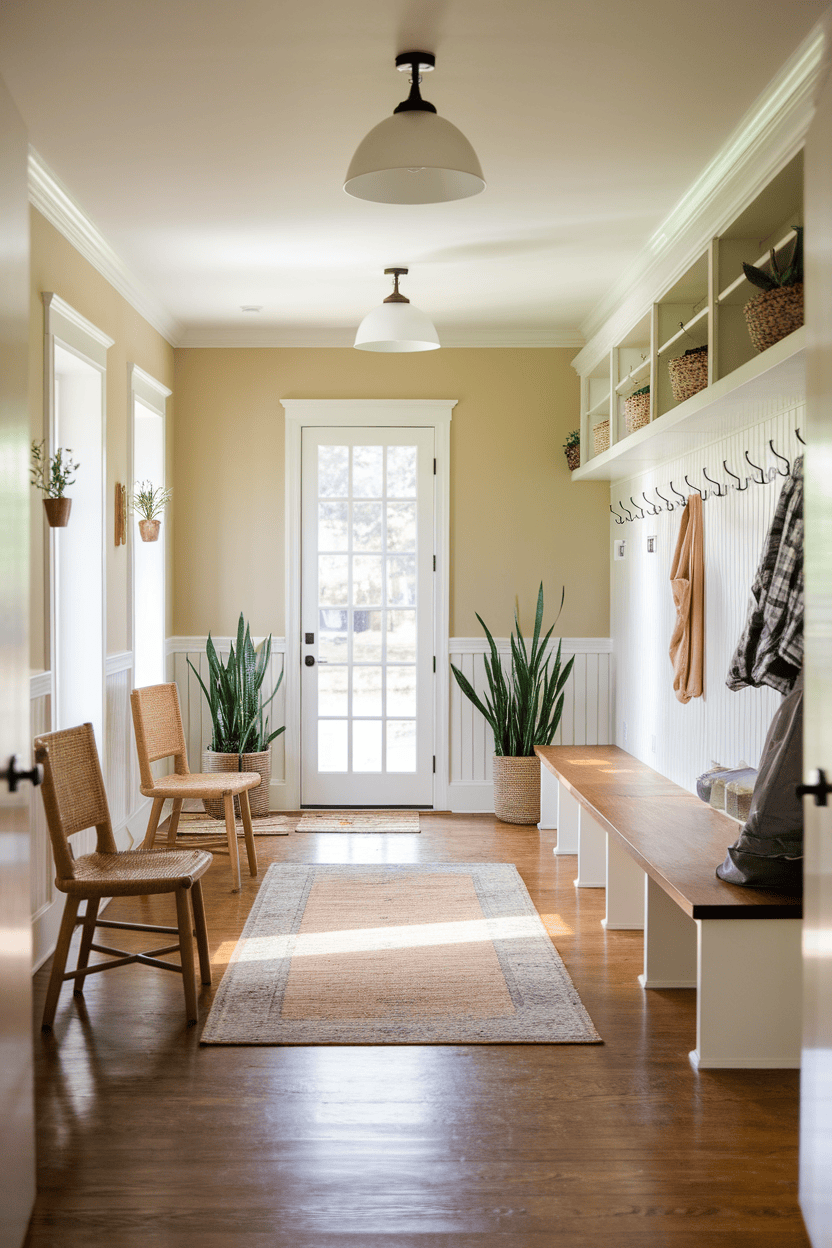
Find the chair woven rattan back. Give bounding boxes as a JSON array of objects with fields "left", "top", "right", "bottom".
[
  {"left": 131, "top": 682, "right": 190, "bottom": 786},
  {"left": 35, "top": 723, "right": 117, "bottom": 878}
]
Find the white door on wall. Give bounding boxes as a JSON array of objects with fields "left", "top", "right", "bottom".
[{"left": 300, "top": 427, "right": 435, "bottom": 806}]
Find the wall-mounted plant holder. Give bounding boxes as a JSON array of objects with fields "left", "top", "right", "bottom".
[
  {"left": 43, "top": 498, "right": 71, "bottom": 528},
  {"left": 114, "top": 482, "right": 126, "bottom": 546}
]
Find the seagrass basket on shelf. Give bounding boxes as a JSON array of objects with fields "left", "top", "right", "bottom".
[
  {"left": 624, "top": 386, "right": 650, "bottom": 433},
  {"left": 668, "top": 345, "right": 708, "bottom": 402},
  {"left": 744, "top": 284, "right": 804, "bottom": 353},
  {"left": 593, "top": 420, "right": 610, "bottom": 455},
  {"left": 492, "top": 755, "right": 541, "bottom": 826}
]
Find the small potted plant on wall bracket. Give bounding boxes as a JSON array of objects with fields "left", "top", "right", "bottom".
[
  {"left": 742, "top": 225, "right": 803, "bottom": 353},
  {"left": 563, "top": 429, "right": 580, "bottom": 471},
  {"left": 129, "top": 480, "right": 172, "bottom": 541},
  {"left": 31, "top": 440, "right": 78, "bottom": 527}
]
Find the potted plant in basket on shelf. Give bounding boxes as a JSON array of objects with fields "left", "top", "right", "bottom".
[
  {"left": 667, "top": 343, "right": 708, "bottom": 403},
  {"left": 450, "top": 584, "right": 574, "bottom": 826},
  {"left": 188, "top": 613, "right": 284, "bottom": 819},
  {"left": 30, "top": 440, "right": 79, "bottom": 527},
  {"left": 624, "top": 384, "right": 650, "bottom": 434},
  {"left": 129, "top": 480, "right": 172, "bottom": 542},
  {"left": 742, "top": 225, "right": 803, "bottom": 353},
  {"left": 563, "top": 429, "right": 580, "bottom": 472}
]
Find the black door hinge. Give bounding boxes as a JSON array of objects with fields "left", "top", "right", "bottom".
[
  {"left": 433, "top": 458, "right": 436, "bottom": 474},
  {"left": 432, "top": 755, "right": 436, "bottom": 773},
  {"left": 433, "top": 555, "right": 436, "bottom": 571},
  {"left": 432, "top": 656, "right": 436, "bottom": 673}
]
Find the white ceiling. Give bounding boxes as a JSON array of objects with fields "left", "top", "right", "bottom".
[{"left": 1, "top": 0, "right": 827, "bottom": 346}]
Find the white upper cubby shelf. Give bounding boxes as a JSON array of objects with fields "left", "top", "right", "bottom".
[{"left": 573, "top": 150, "right": 804, "bottom": 481}]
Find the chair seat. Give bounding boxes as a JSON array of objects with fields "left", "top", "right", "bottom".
[
  {"left": 57, "top": 848, "right": 212, "bottom": 897},
  {"left": 140, "top": 771, "right": 261, "bottom": 800}
]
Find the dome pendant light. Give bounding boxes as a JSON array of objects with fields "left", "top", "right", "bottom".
[
  {"left": 344, "top": 51, "right": 485, "bottom": 205},
  {"left": 354, "top": 268, "right": 441, "bottom": 353}
]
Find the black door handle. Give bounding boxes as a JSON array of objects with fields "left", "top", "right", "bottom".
[
  {"left": 304, "top": 655, "right": 315, "bottom": 667},
  {"left": 796, "top": 769, "right": 831, "bottom": 807},
  {"left": 2, "top": 754, "right": 44, "bottom": 794}
]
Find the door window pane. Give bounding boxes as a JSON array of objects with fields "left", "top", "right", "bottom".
[
  {"left": 319, "top": 446, "right": 349, "bottom": 497},
  {"left": 386, "top": 502, "right": 417, "bottom": 552},
  {"left": 318, "top": 501, "right": 349, "bottom": 551},
  {"left": 318, "top": 666, "right": 348, "bottom": 717},
  {"left": 353, "top": 720, "right": 382, "bottom": 772},
  {"left": 353, "top": 666, "right": 382, "bottom": 717},
  {"left": 319, "top": 608, "right": 348, "bottom": 662},
  {"left": 353, "top": 446, "right": 383, "bottom": 498},
  {"left": 353, "top": 501, "right": 383, "bottom": 551},
  {"left": 387, "top": 667, "right": 417, "bottom": 717},
  {"left": 352, "top": 610, "right": 382, "bottom": 662},
  {"left": 319, "top": 720, "right": 348, "bottom": 771},
  {"left": 387, "top": 611, "right": 417, "bottom": 661},
  {"left": 387, "top": 720, "right": 416, "bottom": 772},
  {"left": 387, "top": 555, "right": 416, "bottom": 606},
  {"left": 387, "top": 446, "right": 417, "bottom": 497},
  {"left": 319, "top": 555, "right": 348, "bottom": 606},
  {"left": 353, "top": 555, "right": 383, "bottom": 606}
]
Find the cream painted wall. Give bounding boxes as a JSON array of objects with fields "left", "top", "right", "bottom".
[
  {"left": 172, "top": 347, "right": 610, "bottom": 640},
  {"left": 28, "top": 208, "right": 174, "bottom": 669}
]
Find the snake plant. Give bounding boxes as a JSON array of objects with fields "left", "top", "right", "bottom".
[
  {"left": 743, "top": 226, "right": 803, "bottom": 291},
  {"left": 451, "top": 584, "right": 575, "bottom": 757},
  {"left": 188, "top": 613, "right": 284, "bottom": 760}
]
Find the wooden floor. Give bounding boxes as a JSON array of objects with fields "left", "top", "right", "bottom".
[{"left": 27, "top": 815, "right": 809, "bottom": 1247}]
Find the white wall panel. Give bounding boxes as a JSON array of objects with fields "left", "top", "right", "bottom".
[{"left": 610, "top": 404, "right": 802, "bottom": 793}]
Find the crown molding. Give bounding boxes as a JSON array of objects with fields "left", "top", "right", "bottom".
[
  {"left": 176, "top": 325, "right": 584, "bottom": 349},
  {"left": 28, "top": 148, "right": 183, "bottom": 347},
  {"left": 573, "top": 19, "right": 830, "bottom": 376}
]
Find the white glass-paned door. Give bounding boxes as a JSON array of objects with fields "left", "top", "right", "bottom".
[{"left": 301, "top": 427, "right": 434, "bottom": 805}]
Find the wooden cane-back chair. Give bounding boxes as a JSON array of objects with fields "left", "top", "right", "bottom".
[
  {"left": 34, "top": 723, "right": 212, "bottom": 1030},
  {"left": 130, "top": 682, "right": 259, "bottom": 892}
]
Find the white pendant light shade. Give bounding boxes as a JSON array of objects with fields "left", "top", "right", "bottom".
[
  {"left": 344, "top": 51, "right": 485, "bottom": 206},
  {"left": 354, "top": 268, "right": 440, "bottom": 353},
  {"left": 345, "top": 111, "right": 485, "bottom": 205}
]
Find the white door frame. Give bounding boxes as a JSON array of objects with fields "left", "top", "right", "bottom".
[
  {"left": 128, "top": 362, "right": 171, "bottom": 684},
  {"left": 282, "top": 399, "right": 454, "bottom": 811}
]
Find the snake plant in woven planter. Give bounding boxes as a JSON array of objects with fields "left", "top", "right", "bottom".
[
  {"left": 451, "top": 584, "right": 575, "bottom": 825},
  {"left": 188, "top": 613, "right": 284, "bottom": 817},
  {"left": 742, "top": 226, "right": 804, "bottom": 352}
]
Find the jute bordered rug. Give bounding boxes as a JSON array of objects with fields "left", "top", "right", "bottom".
[
  {"left": 294, "top": 811, "right": 420, "bottom": 832},
  {"left": 201, "top": 863, "right": 601, "bottom": 1045},
  {"left": 175, "top": 813, "right": 291, "bottom": 837}
]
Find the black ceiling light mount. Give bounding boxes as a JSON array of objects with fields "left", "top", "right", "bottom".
[{"left": 393, "top": 52, "right": 437, "bottom": 114}]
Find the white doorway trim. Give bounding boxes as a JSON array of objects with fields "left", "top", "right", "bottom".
[
  {"left": 281, "top": 399, "right": 455, "bottom": 811},
  {"left": 128, "top": 363, "right": 171, "bottom": 684}
]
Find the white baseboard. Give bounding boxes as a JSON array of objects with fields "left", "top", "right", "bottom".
[{"left": 447, "top": 782, "right": 494, "bottom": 814}]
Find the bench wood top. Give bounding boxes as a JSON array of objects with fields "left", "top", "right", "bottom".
[{"left": 535, "top": 745, "right": 802, "bottom": 920}]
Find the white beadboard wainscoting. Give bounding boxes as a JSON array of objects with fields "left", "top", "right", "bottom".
[
  {"left": 448, "top": 638, "right": 613, "bottom": 812},
  {"left": 168, "top": 636, "right": 611, "bottom": 813},
  {"left": 29, "top": 656, "right": 147, "bottom": 971},
  {"left": 610, "top": 401, "right": 802, "bottom": 795},
  {"left": 167, "top": 638, "right": 287, "bottom": 809}
]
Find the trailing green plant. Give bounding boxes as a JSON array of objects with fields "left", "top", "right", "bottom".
[
  {"left": 563, "top": 429, "right": 580, "bottom": 452},
  {"left": 188, "top": 613, "right": 285, "bottom": 760},
  {"left": 630, "top": 384, "right": 650, "bottom": 398},
  {"left": 742, "top": 226, "right": 803, "bottom": 292},
  {"left": 129, "top": 480, "right": 172, "bottom": 521},
  {"left": 30, "top": 440, "right": 78, "bottom": 498},
  {"left": 450, "top": 584, "right": 575, "bottom": 758}
]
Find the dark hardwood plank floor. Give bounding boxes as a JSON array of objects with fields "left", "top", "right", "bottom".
[{"left": 26, "top": 815, "right": 808, "bottom": 1247}]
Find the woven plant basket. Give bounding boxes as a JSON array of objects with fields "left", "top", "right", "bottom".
[
  {"left": 565, "top": 444, "right": 580, "bottom": 471},
  {"left": 593, "top": 420, "right": 610, "bottom": 456},
  {"left": 668, "top": 346, "right": 708, "bottom": 402},
  {"left": 201, "top": 748, "right": 271, "bottom": 819},
  {"left": 624, "top": 391, "right": 650, "bottom": 433},
  {"left": 492, "top": 754, "right": 541, "bottom": 825},
  {"left": 744, "top": 284, "right": 804, "bottom": 353}
]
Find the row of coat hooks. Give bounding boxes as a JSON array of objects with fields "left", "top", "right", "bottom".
[{"left": 609, "top": 430, "right": 804, "bottom": 524}]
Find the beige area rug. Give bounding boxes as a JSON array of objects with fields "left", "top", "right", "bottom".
[
  {"left": 201, "top": 863, "right": 601, "bottom": 1045},
  {"left": 175, "top": 813, "right": 291, "bottom": 837},
  {"left": 294, "top": 811, "right": 420, "bottom": 833}
]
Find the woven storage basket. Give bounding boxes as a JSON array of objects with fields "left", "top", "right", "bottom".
[
  {"left": 565, "top": 444, "right": 580, "bottom": 471},
  {"left": 492, "top": 754, "right": 541, "bottom": 825},
  {"left": 624, "top": 391, "right": 650, "bottom": 433},
  {"left": 201, "top": 748, "right": 271, "bottom": 819},
  {"left": 744, "top": 284, "right": 803, "bottom": 353},
  {"left": 668, "top": 347, "right": 708, "bottom": 403},
  {"left": 593, "top": 420, "right": 610, "bottom": 455}
]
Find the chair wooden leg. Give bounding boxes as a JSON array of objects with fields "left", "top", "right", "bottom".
[
  {"left": 141, "top": 796, "right": 166, "bottom": 849},
  {"left": 167, "top": 798, "right": 183, "bottom": 847},
  {"left": 74, "top": 897, "right": 100, "bottom": 994},
  {"left": 224, "top": 792, "right": 241, "bottom": 892},
  {"left": 239, "top": 789, "right": 258, "bottom": 877},
  {"left": 175, "top": 886, "right": 198, "bottom": 1025},
  {"left": 190, "top": 880, "right": 212, "bottom": 985},
  {"left": 42, "top": 896, "right": 81, "bottom": 1030}
]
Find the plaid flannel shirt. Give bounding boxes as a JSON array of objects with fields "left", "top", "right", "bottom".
[{"left": 726, "top": 455, "right": 803, "bottom": 695}]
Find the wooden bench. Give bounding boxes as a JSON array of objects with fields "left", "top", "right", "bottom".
[{"left": 535, "top": 745, "right": 803, "bottom": 1070}]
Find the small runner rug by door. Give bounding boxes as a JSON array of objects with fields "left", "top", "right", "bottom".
[
  {"left": 294, "top": 811, "right": 420, "bottom": 833},
  {"left": 201, "top": 863, "right": 600, "bottom": 1045},
  {"left": 175, "top": 813, "right": 291, "bottom": 837}
]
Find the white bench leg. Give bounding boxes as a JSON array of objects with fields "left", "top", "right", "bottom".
[
  {"left": 692, "top": 918, "right": 802, "bottom": 1069},
  {"left": 553, "top": 782, "right": 579, "bottom": 856},
  {"left": 639, "top": 875, "right": 697, "bottom": 988},
  {"left": 538, "top": 763, "right": 558, "bottom": 833},
  {"left": 603, "top": 837, "right": 645, "bottom": 929},
  {"left": 575, "top": 808, "right": 607, "bottom": 888}
]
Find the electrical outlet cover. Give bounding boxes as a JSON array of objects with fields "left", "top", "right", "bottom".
[{"left": 614, "top": 539, "right": 626, "bottom": 560}]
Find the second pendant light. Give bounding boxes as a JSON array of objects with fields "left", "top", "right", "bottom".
[{"left": 354, "top": 269, "right": 440, "bottom": 353}]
